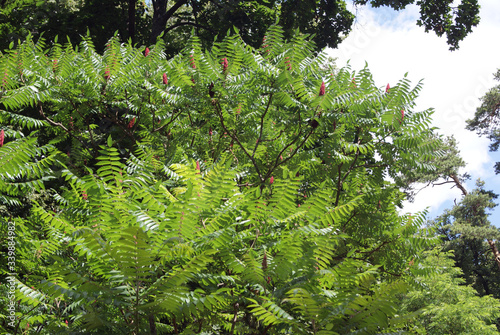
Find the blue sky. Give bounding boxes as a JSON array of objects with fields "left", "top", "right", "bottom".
[{"left": 333, "top": 0, "right": 500, "bottom": 227}]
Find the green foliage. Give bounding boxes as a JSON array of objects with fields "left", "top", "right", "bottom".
[
  {"left": 467, "top": 69, "right": 500, "bottom": 174},
  {"left": 400, "top": 249, "right": 500, "bottom": 335},
  {"left": 354, "top": 0, "right": 480, "bottom": 51},
  {"left": 396, "top": 135, "right": 468, "bottom": 201},
  {"left": 0, "top": 134, "right": 60, "bottom": 215},
  {"left": 0, "top": 27, "right": 451, "bottom": 334},
  {"left": 3, "top": 146, "right": 435, "bottom": 334},
  {"left": 0, "top": 0, "right": 479, "bottom": 58},
  {"left": 430, "top": 180, "right": 500, "bottom": 298},
  {"left": 0, "top": 0, "right": 151, "bottom": 52},
  {"left": 0, "top": 25, "right": 442, "bottom": 187}
]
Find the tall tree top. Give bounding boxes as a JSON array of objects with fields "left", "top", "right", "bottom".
[{"left": 467, "top": 69, "right": 500, "bottom": 174}]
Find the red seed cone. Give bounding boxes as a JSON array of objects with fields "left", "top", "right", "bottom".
[
  {"left": 162, "top": 73, "right": 168, "bottom": 85},
  {"left": 128, "top": 117, "right": 136, "bottom": 129},
  {"left": 221, "top": 57, "right": 228, "bottom": 73},
  {"left": 145, "top": 47, "right": 150, "bottom": 56},
  {"left": 285, "top": 56, "right": 291, "bottom": 70},
  {"left": 190, "top": 55, "right": 196, "bottom": 69},
  {"left": 270, "top": 176, "right": 274, "bottom": 184},
  {"left": 104, "top": 70, "right": 110, "bottom": 80},
  {"left": 0, "top": 129, "right": 4, "bottom": 147},
  {"left": 261, "top": 36, "right": 268, "bottom": 49},
  {"left": 196, "top": 160, "right": 200, "bottom": 171},
  {"left": 385, "top": 83, "right": 390, "bottom": 93},
  {"left": 319, "top": 81, "right": 325, "bottom": 96}
]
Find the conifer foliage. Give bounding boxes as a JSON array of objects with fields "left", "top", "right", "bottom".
[{"left": 1, "top": 26, "right": 443, "bottom": 334}]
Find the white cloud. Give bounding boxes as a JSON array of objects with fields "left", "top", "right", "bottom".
[{"left": 332, "top": 0, "right": 500, "bottom": 219}]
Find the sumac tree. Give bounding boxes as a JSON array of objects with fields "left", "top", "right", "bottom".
[{"left": 1, "top": 26, "right": 444, "bottom": 334}]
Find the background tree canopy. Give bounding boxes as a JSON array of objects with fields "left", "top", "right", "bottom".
[
  {"left": 467, "top": 69, "right": 500, "bottom": 174},
  {"left": 0, "top": 0, "right": 481, "bottom": 54}
]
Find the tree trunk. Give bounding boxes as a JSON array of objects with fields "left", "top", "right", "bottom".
[
  {"left": 487, "top": 239, "right": 500, "bottom": 270},
  {"left": 148, "top": 314, "right": 157, "bottom": 335},
  {"left": 128, "top": 0, "right": 137, "bottom": 43},
  {"left": 151, "top": 0, "right": 167, "bottom": 43},
  {"left": 151, "top": 0, "right": 189, "bottom": 43}
]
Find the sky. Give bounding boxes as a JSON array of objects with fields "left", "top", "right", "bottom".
[{"left": 331, "top": 0, "right": 500, "bottom": 226}]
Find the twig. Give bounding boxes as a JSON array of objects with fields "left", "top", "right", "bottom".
[
  {"left": 38, "top": 102, "right": 93, "bottom": 155},
  {"left": 334, "top": 163, "right": 343, "bottom": 207},
  {"left": 214, "top": 101, "right": 263, "bottom": 180},
  {"left": 250, "top": 229, "right": 260, "bottom": 249},
  {"left": 252, "top": 93, "right": 273, "bottom": 158},
  {"left": 230, "top": 303, "right": 239, "bottom": 335}
]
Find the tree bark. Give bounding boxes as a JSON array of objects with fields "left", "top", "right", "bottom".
[
  {"left": 128, "top": 0, "right": 137, "bottom": 43},
  {"left": 449, "top": 173, "right": 468, "bottom": 197},
  {"left": 148, "top": 314, "right": 157, "bottom": 335},
  {"left": 487, "top": 239, "right": 500, "bottom": 271},
  {"left": 151, "top": 0, "right": 189, "bottom": 43},
  {"left": 151, "top": 0, "right": 168, "bottom": 43}
]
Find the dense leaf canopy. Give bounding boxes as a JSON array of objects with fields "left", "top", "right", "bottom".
[{"left": 0, "top": 25, "right": 497, "bottom": 334}]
